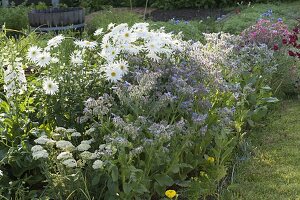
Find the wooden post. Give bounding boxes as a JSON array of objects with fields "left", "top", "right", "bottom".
[
  {"left": 2, "top": 0, "right": 9, "bottom": 7},
  {"left": 52, "top": 0, "right": 59, "bottom": 7}
]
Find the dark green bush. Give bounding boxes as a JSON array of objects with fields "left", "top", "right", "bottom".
[{"left": 0, "top": 5, "right": 30, "bottom": 31}]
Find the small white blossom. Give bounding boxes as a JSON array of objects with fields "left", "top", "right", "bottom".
[
  {"left": 92, "top": 160, "right": 104, "bottom": 169},
  {"left": 31, "top": 145, "right": 44, "bottom": 152},
  {"left": 51, "top": 57, "right": 59, "bottom": 63},
  {"left": 80, "top": 151, "right": 97, "bottom": 160},
  {"left": 94, "top": 28, "right": 104, "bottom": 36},
  {"left": 77, "top": 143, "right": 91, "bottom": 151},
  {"left": 56, "top": 140, "right": 75, "bottom": 151},
  {"left": 81, "top": 139, "right": 94, "bottom": 145},
  {"left": 107, "top": 23, "right": 115, "bottom": 30},
  {"left": 32, "top": 150, "right": 49, "bottom": 160},
  {"left": 34, "top": 135, "right": 54, "bottom": 145},
  {"left": 71, "top": 132, "right": 81, "bottom": 137},
  {"left": 57, "top": 152, "right": 73, "bottom": 160},
  {"left": 70, "top": 50, "right": 84, "bottom": 66},
  {"left": 62, "top": 158, "right": 77, "bottom": 168}
]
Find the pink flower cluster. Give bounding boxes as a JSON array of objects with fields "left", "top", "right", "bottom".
[{"left": 242, "top": 19, "right": 290, "bottom": 48}]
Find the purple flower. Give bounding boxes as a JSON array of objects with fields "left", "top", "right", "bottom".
[{"left": 192, "top": 113, "right": 207, "bottom": 125}]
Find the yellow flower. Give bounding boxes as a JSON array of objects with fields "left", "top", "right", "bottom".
[
  {"left": 207, "top": 156, "right": 215, "bottom": 164},
  {"left": 165, "top": 190, "right": 177, "bottom": 199}
]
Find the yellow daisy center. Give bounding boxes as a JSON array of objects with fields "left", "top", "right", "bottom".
[{"left": 111, "top": 72, "right": 116, "bottom": 77}]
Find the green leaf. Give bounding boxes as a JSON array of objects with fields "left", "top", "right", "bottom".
[
  {"left": 153, "top": 182, "right": 165, "bottom": 196},
  {"left": 111, "top": 165, "right": 119, "bottom": 182},
  {"left": 0, "top": 101, "right": 10, "bottom": 113},
  {"left": 262, "top": 97, "right": 279, "bottom": 103},
  {"left": 134, "top": 184, "right": 149, "bottom": 194},
  {"left": 92, "top": 174, "right": 101, "bottom": 186},
  {"left": 123, "top": 182, "right": 132, "bottom": 194},
  {"left": 154, "top": 174, "right": 174, "bottom": 187},
  {"left": 261, "top": 86, "right": 272, "bottom": 90},
  {"left": 169, "top": 165, "right": 180, "bottom": 173}
]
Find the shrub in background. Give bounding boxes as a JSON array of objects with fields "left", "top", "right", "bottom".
[{"left": 0, "top": 5, "right": 29, "bottom": 31}]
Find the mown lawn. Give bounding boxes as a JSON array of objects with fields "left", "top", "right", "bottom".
[
  {"left": 221, "top": 1, "right": 300, "bottom": 33},
  {"left": 225, "top": 100, "right": 300, "bottom": 199}
]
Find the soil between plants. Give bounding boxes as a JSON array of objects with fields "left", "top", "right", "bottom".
[{"left": 147, "top": 8, "right": 229, "bottom": 21}]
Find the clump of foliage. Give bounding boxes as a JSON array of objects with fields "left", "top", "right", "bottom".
[
  {"left": 0, "top": 21, "right": 280, "bottom": 199},
  {"left": 0, "top": 5, "right": 30, "bottom": 31}
]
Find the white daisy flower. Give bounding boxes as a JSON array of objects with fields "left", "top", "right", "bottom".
[
  {"left": 105, "top": 65, "right": 123, "bottom": 83},
  {"left": 42, "top": 78, "right": 59, "bottom": 95},
  {"left": 74, "top": 40, "right": 97, "bottom": 49},
  {"left": 47, "top": 34, "right": 65, "bottom": 49},
  {"left": 27, "top": 46, "right": 42, "bottom": 62},
  {"left": 0, "top": 170, "right": 3, "bottom": 176},
  {"left": 84, "top": 40, "right": 97, "bottom": 49},
  {"left": 145, "top": 41, "right": 162, "bottom": 54},
  {"left": 36, "top": 51, "right": 51, "bottom": 67},
  {"left": 119, "top": 30, "right": 137, "bottom": 43},
  {"left": 101, "top": 47, "right": 120, "bottom": 62},
  {"left": 115, "top": 60, "right": 129, "bottom": 75},
  {"left": 94, "top": 28, "right": 104, "bottom": 36},
  {"left": 57, "top": 152, "right": 73, "bottom": 160},
  {"left": 62, "top": 158, "right": 77, "bottom": 168},
  {"left": 92, "top": 159, "right": 104, "bottom": 169}
]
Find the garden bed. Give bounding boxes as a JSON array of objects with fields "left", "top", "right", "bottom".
[{"left": 148, "top": 8, "right": 229, "bottom": 21}]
